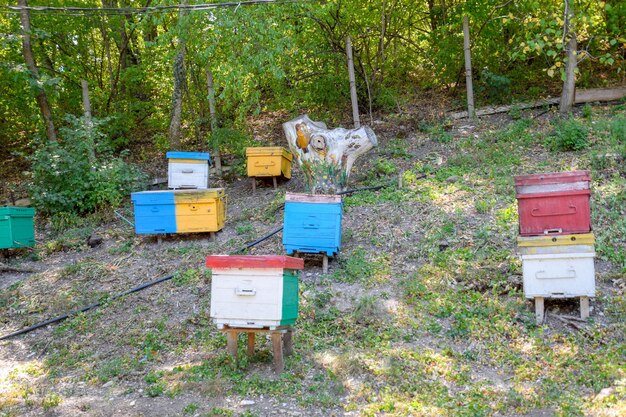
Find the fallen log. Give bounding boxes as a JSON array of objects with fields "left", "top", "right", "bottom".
[{"left": 449, "top": 87, "right": 626, "bottom": 119}]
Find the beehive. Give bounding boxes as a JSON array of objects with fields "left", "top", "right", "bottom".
[
  {"left": 206, "top": 255, "right": 304, "bottom": 329},
  {"left": 131, "top": 189, "right": 226, "bottom": 235},
  {"left": 166, "top": 151, "right": 211, "bottom": 189},
  {"left": 521, "top": 252, "right": 596, "bottom": 299},
  {"left": 283, "top": 193, "right": 342, "bottom": 256},
  {"left": 514, "top": 171, "right": 591, "bottom": 236},
  {"left": 0, "top": 207, "right": 36, "bottom": 249},
  {"left": 246, "top": 147, "right": 292, "bottom": 179}
]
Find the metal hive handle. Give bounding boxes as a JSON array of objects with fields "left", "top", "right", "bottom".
[
  {"left": 531, "top": 205, "right": 577, "bottom": 217},
  {"left": 535, "top": 268, "right": 577, "bottom": 280}
]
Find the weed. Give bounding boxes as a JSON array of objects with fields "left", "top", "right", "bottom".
[
  {"left": 208, "top": 407, "right": 235, "bottom": 416},
  {"left": 41, "top": 392, "right": 62, "bottom": 410},
  {"left": 582, "top": 103, "right": 593, "bottom": 119},
  {"left": 373, "top": 159, "right": 397, "bottom": 176},
  {"left": 548, "top": 117, "right": 589, "bottom": 151},
  {"left": 182, "top": 402, "right": 200, "bottom": 414},
  {"left": 353, "top": 295, "right": 385, "bottom": 325},
  {"left": 385, "top": 138, "right": 412, "bottom": 159},
  {"left": 108, "top": 240, "right": 133, "bottom": 255},
  {"left": 173, "top": 267, "right": 207, "bottom": 286},
  {"left": 144, "top": 370, "right": 165, "bottom": 397},
  {"left": 235, "top": 222, "right": 255, "bottom": 236}
]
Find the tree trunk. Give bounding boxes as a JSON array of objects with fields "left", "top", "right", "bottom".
[
  {"left": 81, "top": 80, "right": 96, "bottom": 166},
  {"left": 462, "top": 15, "right": 475, "bottom": 119},
  {"left": 206, "top": 68, "right": 222, "bottom": 177},
  {"left": 559, "top": 0, "right": 577, "bottom": 115},
  {"left": 168, "top": 0, "right": 188, "bottom": 150},
  {"left": 18, "top": 0, "right": 57, "bottom": 142},
  {"left": 559, "top": 34, "right": 577, "bottom": 115},
  {"left": 346, "top": 36, "right": 361, "bottom": 128}
]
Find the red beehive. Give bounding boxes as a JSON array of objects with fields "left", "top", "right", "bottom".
[{"left": 515, "top": 171, "right": 591, "bottom": 236}]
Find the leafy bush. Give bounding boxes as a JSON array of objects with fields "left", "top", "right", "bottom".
[
  {"left": 29, "top": 115, "right": 147, "bottom": 215},
  {"left": 480, "top": 68, "right": 512, "bottom": 103},
  {"left": 208, "top": 127, "right": 255, "bottom": 158},
  {"left": 548, "top": 117, "right": 589, "bottom": 151}
]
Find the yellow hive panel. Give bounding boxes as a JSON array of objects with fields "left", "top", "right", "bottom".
[
  {"left": 174, "top": 190, "right": 226, "bottom": 233},
  {"left": 168, "top": 158, "right": 208, "bottom": 164},
  {"left": 517, "top": 233, "right": 594, "bottom": 247}
]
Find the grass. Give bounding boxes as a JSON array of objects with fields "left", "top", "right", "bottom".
[{"left": 1, "top": 110, "right": 625, "bottom": 416}]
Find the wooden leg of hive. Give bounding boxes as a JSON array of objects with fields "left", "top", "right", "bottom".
[
  {"left": 251, "top": 177, "right": 256, "bottom": 194},
  {"left": 210, "top": 232, "right": 216, "bottom": 242},
  {"left": 273, "top": 176, "right": 278, "bottom": 189},
  {"left": 535, "top": 297, "right": 545, "bottom": 325},
  {"left": 157, "top": 236, "right": 162, "bottom": 246},
  {"left": 271, "top": 332, "right": 284, "bottom": 373},
  {"left": 247, "top": 332, "right": 256, "bottom": 357},
  {"left": 580, "top": 296, "right": 590, "bottom": 320},
  {"left": 226, "top": 331, "right": 238, "bottom": 364},
  {"left": 322, "top": 254, "right": 329, "bottom": 274},
  {"left": 283, "top": 329, "right": 294, "bottom": 356}
]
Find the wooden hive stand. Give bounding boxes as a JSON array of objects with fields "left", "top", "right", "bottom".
[
  {"left": 221, "top": 325, "right": 294, "bottom": 373},
  {"left": 534, "top": 296, "right": 590, "bottom": 325}
]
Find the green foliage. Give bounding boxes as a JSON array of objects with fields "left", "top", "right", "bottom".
[
  {"left": 208, "top": 127, "right": 255, "bottom": 158},
  {"left": 480, "top": 68, "right": 512, "bottom": 103},
  {"left": 29, "top": 115, "right": 146, "bottom": 215},
  {"left": 301, "top": 159, "right": 347, "bottom": 194},
  {"left": 548, "top": 117, "right": 589, "bottom": 151}
]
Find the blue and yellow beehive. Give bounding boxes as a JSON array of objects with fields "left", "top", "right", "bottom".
[
  {"left": 131, "top": 189, "right": 226, "bottom": 235},
  {"left": 282, "top": 193, "right": 342, "bottom": 256},
  {"left": 0, "top": 207, "right": 36, "bottom": 249}
]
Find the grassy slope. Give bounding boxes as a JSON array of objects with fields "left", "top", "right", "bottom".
[{"left": 1, "top": 106, "right": 625, "bottom": 417}]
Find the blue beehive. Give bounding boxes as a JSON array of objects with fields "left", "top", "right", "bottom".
[{"left": 283, "top": 193, "right": 342, "bottom": 256}]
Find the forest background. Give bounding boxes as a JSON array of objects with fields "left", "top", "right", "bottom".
[{"left": 0, "top": 0, "right": 625, "bottom": 215}]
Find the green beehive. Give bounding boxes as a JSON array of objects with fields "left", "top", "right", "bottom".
[{"left": 0, "top": 207, "right": 36, "bottom": 249}]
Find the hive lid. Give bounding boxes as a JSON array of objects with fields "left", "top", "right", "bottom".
[
  {"left": 245, "top": 147, "right": 292, "bottom": 161},
  {"left": 206, "top": 255, "right": 304, "bottom": 270},
  {"left": 517, "top": 233, "right": 595, "bottom": 247},
  {"left": 166, "top": 151, "right": 211, "bottom": 162},
  {"left": 514, "top": 170, "right": 591, "bottom": 186},
  {"left": 285, "top": 192, "right": 342, "bottom": 204},
  {"left": 174, "top": 188, "right": 225, "bottom": 202},
  {"left": 0, "top": 207, "right": 36, "bottom": 216},
  {"left": 515, "top": 189, "right": 590, "bottom": 199}
]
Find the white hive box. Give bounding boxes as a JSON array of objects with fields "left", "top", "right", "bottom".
[
  {"left": 521, "top": 252, "right": 596, "bottom": 298},
  {"left": 206, "top": 255, "right": 304, "bottom": 329},
  {"left": 167, "top": 151, "right": 211, "bottom": 189}
]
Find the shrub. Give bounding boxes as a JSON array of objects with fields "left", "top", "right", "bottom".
[
  {"left": 29, "top": 115, "right": 147, "bottom": 215},
  {"left": 480, "top": 68, "right": 512, "bottom": 103},
  {"left": 548, "top": 117, "right": 589, "bottom": 151}
]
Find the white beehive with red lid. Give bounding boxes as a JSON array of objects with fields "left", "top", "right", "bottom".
[{"left": 206, "top": 255, "right": 304, "bottom": 329}]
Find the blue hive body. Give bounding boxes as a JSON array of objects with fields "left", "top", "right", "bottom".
[
  {"left": 283, "top": 197, "right": 342, "bottom": 256},
  {"left": 131, "top": 191, "right": 177, "bottom": 234}
]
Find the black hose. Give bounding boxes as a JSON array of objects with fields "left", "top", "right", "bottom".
[
  {"left": 337, "top": 184, "right": 386, "bottom": 195},
  {"left": 0, "top": 274, "right": 174, "bottom": 341},
  {"left": 232, "top": 226, "right": 283, "bottom": 254}
]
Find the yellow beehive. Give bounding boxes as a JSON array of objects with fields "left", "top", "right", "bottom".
[
  {"left": 246, "top": 147, "right": 292, "bottom": 179},
  {"left": 174, "top": 189, "right": 226, "bottom": 233}
]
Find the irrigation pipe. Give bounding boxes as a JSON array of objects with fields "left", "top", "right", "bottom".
[{"left": 0, "top": 274, "right": 174, "bottom": 341}]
